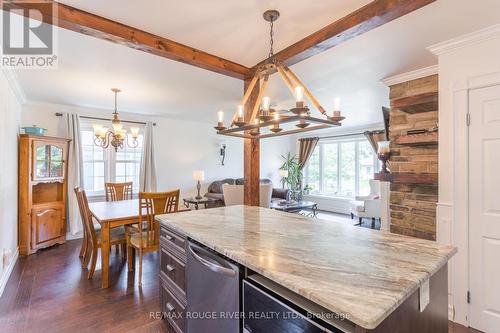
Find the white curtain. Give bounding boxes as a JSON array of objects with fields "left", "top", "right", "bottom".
[
  {"left": 63, "top": 113, "right": 84, "bottom": 235},
  {"left": 139, "top": 121, "right": 157, "bottom": 192}
]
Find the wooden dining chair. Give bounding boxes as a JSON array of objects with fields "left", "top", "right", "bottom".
[
  {"left": 126, "top": 189, "right": 180, "bottom": 286},
  {"left": 74, "top": 187, "right": 127, "bottom": 279},
  {"left": 105, "top": 182, "right": 133, "bottom": 201},
  {"left": 74, "top": 186, "right": 90, "bottom": 265}
]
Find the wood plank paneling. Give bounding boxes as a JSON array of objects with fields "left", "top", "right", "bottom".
[
  {"left": 388, "top": 75, "right": 439, "bottom": 241},
  {"left": 394, "top": 132, "right": 438, "bottom": 146},
  {"left": 392, "top": 92, "right": 438, "bottom": 114}
]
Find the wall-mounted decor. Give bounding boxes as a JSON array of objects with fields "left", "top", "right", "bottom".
[{"left": 219, "top": 144, "right": 226, "bottom": 165}]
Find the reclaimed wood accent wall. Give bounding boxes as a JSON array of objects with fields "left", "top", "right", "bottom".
[{"left": 388, "top": 75, "right": 438, "bottom": 240}]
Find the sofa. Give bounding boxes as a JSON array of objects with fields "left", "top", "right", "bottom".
[{"left": 205, "top": 178, "right": 290, "bottom": 206}]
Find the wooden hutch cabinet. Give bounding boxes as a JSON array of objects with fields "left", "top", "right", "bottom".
[{"left": 18, "top": 134, "right": 71, "bottom": 255}]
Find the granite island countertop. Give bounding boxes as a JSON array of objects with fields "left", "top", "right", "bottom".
[{"left": 156, "top": 205, "right": 456, "bottom": 330}]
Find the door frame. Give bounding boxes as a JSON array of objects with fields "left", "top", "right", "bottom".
[{"left": 444, "top": 71, "right": 500, "bottom": 327}]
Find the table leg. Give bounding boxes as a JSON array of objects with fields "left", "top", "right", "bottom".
[
  {"left": 313, "top": 204, "right": 318, "bottom": 218},
  {"left": 125, "top": 226, "right": 135, "bottom": 271},
  {"left": 194, "top": 203, "right": 199, "bottom": 210},
  {"left": 101, "top": 222, "right": 110, "bottom": 288},
  {"left": 184, "top": 201, "right": 189, "bottom": 209}
]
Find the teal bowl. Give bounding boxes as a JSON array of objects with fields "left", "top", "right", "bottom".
[{"left": 22, "top": 126, "right": 46, "bottom": 135}]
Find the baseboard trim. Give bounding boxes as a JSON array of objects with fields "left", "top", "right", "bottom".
[{"left": 0, "top": 248, "right": 19, "bottom": 297}]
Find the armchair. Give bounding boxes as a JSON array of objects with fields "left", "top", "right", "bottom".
[
  {"left": 222, "top": 183, "right": 273, "bottom": 208},
  {"left": 349, "top": 179, "right": 381, "bottom": 228}
]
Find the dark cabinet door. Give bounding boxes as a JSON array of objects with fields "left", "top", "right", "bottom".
[{"left": 31, "top": 206, "right": 64, "bottom": 247}]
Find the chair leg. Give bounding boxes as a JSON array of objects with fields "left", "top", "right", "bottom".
[
  {"left": 88, "top": 245, "right": 98, "bottom": 279},
  {"left": 138, "top": 249, "right": 143, "bottom": 287},
  {"left": 358, "top": 217, "right": 363, "bottom": 225},
  {"left": 82, "top": 237, "right": 91, "bottom": 268},
  {"left": 79, "top": 230, "right": 87, "bottom": 258},
  {"left": 371, "top": 217, "right": 376, "bottom": 229},
  {"left": 350, "top": 213, "right": 354, "bottom": 220}
]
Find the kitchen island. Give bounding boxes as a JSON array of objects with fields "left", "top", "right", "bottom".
[{"left": 156, "top": 205, "right": 456, "bottom": 333}]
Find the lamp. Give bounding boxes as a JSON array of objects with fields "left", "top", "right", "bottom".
[
  {"left": 279, "top": 169, "right": 289, "bottom": 189},
  {"left": 377, "top": 141, "right": 391, "bottom": 173},
  {"left": 192, "top": 170, "right": 205, "bottom": 200}
]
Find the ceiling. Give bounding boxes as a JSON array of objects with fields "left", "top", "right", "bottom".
[
  {"left": 13, "top": 0, "right": 500, "bottom": 128},
  {"left": 56, "top": 0, "right": 373, "bottom": 67}
]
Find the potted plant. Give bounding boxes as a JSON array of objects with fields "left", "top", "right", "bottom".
[
  {"left": 279, "top": 153, "right": 302, "bottom": 200},
  {"left": 303, "top": 184, "right": 313, "bottom": 195}
]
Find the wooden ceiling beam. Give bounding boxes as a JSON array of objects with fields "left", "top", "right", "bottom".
[
  {"left": 251, "top": 0, "right": 436, "bottom": 72},
  {"left": 2, "top": 0, "right": 436, "bottom": 80},
  {"left": 2, "top": 0, "right": 251, "bottom": 79}
]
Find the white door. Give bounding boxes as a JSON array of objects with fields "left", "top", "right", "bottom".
[{"left": 469, "top": 85, "right": 500, "bottom": 332}]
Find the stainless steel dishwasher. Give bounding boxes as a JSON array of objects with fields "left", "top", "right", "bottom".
[{"left": 186, "top": 241, "right": 240, "bottom": 333}]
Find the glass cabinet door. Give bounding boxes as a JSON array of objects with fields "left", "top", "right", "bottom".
[
  {"left": 33, "top": 141, "right": 65, "bottom": 180},
  {"left": 34, "top": 144, "right": 51, "bottom": 179},
  {"left": 49, "top": 145, "right": 64, "bottom": 178}
]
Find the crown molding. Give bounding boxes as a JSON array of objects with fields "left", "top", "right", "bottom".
[
  {"left": 381, "top": 65, "right": 438, "bottom": 87},
  {"left": 428, "top": 23, "right": 500, "bottom": 56},
  {"left": 1, "top": 68, "right": 27, "bottom": 104}
]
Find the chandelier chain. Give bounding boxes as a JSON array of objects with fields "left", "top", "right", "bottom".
[{"left": 268, "top": 19, "right": 274, "bottom": 59}]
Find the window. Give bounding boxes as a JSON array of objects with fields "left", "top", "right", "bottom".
[
  {"left": 304, "top": 137, "right": 378, "bottom": 198},
  {"left": 80, "top": 120, "right": 144, "bottom": 197}
]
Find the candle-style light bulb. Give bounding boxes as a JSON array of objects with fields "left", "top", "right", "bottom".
[
  {"left": 295, "top": 86, "right": 303, "bottom": 103},
  {"left": 273, "top": 112, "right": 280, "bottom": 130},
  {"left": 217, "top": 111, "right": 224, "bottom": 123},
  {"left": 237, "top": 105, "right": 244, "bottom": 118},
  {"left": 333, "top": 97, "right": 341, "bottom": 112},
  {"left": 262, "top": 97, "right": 270, "bottom": 111},
  {"left": 332, "top": 97, "right": 342, "bottom": 118}
]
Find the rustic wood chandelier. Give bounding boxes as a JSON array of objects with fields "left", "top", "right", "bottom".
[
  {"left": 214, "top": 10, "right": 345, "bottom": 139},
  {"left": 93, "top": 88, "right": 140, "bottom": 151}
]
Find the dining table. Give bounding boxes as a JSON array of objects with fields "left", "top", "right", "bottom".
[
  {"left": 88, "top": 199, "right": 190, "bottom": 288},
  {"left": 88, "top": 199, "right": 141, "bottom": 288}
]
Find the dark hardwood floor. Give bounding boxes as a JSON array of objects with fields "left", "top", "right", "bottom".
[
  {"left": 0, "top": 240, "right": 165, "bottom": 333},
  {"left": 0, "top": 239, "right": 482, "bottom": 333}
]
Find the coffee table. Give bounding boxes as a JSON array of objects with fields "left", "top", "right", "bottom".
[
  {"left": 183, "top": 197, "right": 217, "bottom": 210},
  {"left": 270, "top": 200, "right": 318, "bottom": 217}
]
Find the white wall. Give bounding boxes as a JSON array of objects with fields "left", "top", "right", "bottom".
[
  {"left": 0, "top": 70, "right": 22, "bottom": 296},
  {"left": 21, "top": 102, "right": 295, "bottom": 199},
  {"left": 430, "top": 24, "right": 500, "bottom": 326}
]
